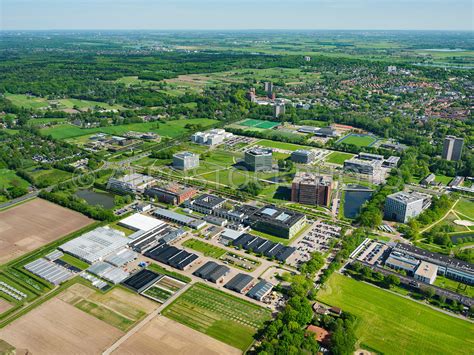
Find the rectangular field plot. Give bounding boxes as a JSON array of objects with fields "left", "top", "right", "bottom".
[
  {"left": 58, "top": 283, "right": 159, "bottom": 332},
  {"left": 317, "top": 273, "right": 473, "bottom": 355},
  {"left": 162, "top": 283, "right": 271, "bottom": 351},
  {"left": 239, "top": 119, "right": 280, "bottom": 129},
  {"left": 336, "top": 133, "right": 378, "bottom": 147},
  {"left": 0, "top": 198, "right": 93, "bottom": 265}
]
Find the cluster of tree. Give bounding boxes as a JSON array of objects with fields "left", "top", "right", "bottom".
[
  {"left": 347, "top": 262, "right": 401, "bottom": 289},
  {"left": 254, "top": 253, "right": 327, "bottom": 354},
  {"left": 416, "top": 194, "right": 454, "bottom": 227},
  {"left": 39, "top": 190, "right": 116, "bottom": 221},
  {"left": 315, "top": 313, "right": 358, "bottom": 355},
  {"left": 0, "top": 185, "right": 29, "bottom": 200},
  {"left": 319, "top": 228, "right": 367, "bottom": 285},
  {"left": 239, "top": 181, "right": 264, "bottom": 196}
]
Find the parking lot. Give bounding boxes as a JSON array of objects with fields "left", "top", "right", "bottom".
[{"left": 288, "top": 221, "right": 341, "bottom": 267}]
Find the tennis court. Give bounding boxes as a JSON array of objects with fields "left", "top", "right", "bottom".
[{"left": 240, "top": 119, "right": 280, "bottom": 129}]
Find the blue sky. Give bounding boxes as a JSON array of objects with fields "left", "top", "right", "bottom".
[{"left": 1, "top": 0, "right": 472, "bottom": 30}]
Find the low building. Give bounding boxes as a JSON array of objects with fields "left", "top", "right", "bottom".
[
  {"left": 385, "top": 251, "right": 420, "bottom": 275},
  {"left": 224, "top": 273, "right": 254, "bottom": 293},
  {"left": 314, "top": 127, "right": 337, "bottom": 138},
  {"left": 291, "top": 149, "right": 316, "bottom": 164},
  {"left": 383, "top": 156, "right": 400, "bottom": 168},
  {"left": 246, "top": 280, "right": 273, "bottom": 301},
  {"left": 358, "top": 152, "right": 384, "bottom": 162},
  {"left": 291, "top": 172, "right": 332, "bottom": 207},
  {"left": 145, "top": 183, "right": 197, "bottom": 205},
  {"left": 394, "top": 243, "right": 474, "bottom": 285},
  {"left": 414, "top": 261, "right": 438, "bottom": 284},
  {"left": 343, "top": 158, "right": 382, "bottom": 175},
  {"left": 448, "top": 176, "right": 464, "bottom": 187},
  {"left": 191, "top": 129, "right": 232, "bottom": 146},
  {"left": 244, "top": 148, "right": 273, "bottom": 171},
  {"left": 384, "top": 191, "right": 426, "bottom": 223},
  {"left": 107, "top": 173, "right": 155, "bottom": 194},
  {"left": 153, "top": 207, "right": 206, "bottom": 229},
  {"left": 421, "top": 173, "right": 436, "bottom": 186},
  {"left": 306, "top": 325, "right": 331, "bottom": 347},
  {"left": 59, "top": 227, "right": 129, "bottom": 264},
  {"left": 186, "top": 194, "right": 226, "bottom": 214},
  {"left": 193, "top": 261, "right": 230, "bottom": 283},
  {"left": 247, "top": 205, "right": 306, "bottom": 239},
  {"left": 118, "top": 213, "right": 165, "bottom": 232},
  {"left": 173, "top": 151, "right": 199, "bottom": 170}
]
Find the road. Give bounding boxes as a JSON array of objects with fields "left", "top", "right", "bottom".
[{"left": 102, "top": 282, "right": 194, "bottom": 355}]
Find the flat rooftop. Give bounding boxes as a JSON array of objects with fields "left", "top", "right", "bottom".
[
  {"left": 387, "top": 191, "right": 425, "bottom": 204},
  {"left": 246, "top": 148, "right": 272, "bottom": 156},
  {"left": 292, "top": 172, "right": 332, "bottom": 186}
]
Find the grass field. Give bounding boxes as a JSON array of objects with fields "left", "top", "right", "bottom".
[
  {"left": 317, "top": 273, "right": 473, "bottom": 355},
  {"left": 240, "top": 119, "right": 280, "bottom": 129},
  {"left": 5, "top": 94, "right": 49, "bottom": 109},
  {"left": 162, "top": 283, "right": 271, "bottom": 351},
  {"left": 0, "top": 169, "right": 30, "bottom": 190},
  {"left": 455, "top": 198, "right": 474, "bottom": 220},
  {"left": 40, "top": 119, "right": 217, "bottom": 140},
  {"left": 59, "top": 254, "right": 90, "bottom": 270},
  {"left": 433, "top": 275, "right": 473, "bottom": 298},
  {"left": 182, "top": 239, "right": 227, "bottom": 259},
  {"left": 434, "top": 174, "right": 454, "bottom": 186},
  {"left": 27, "top": 168, "right": 72, "bottom": 186},
  {"left": 325, "top": 151, "right": 355, "bottom": 165},
  {"left": 5, "top": 93, "right": 122, "bottom": 111},
  {"left": 336, "top": 133, "right": 378, "bottom": 147},
  {"left": 253, "top": 139, "right": 311, "bottom": 152}
]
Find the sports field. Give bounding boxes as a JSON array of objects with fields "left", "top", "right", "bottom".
[
  {"left": 336, "top": 133, "right": 378, "bottom": 147},
  {"left": 240, "top": 119, "right": 280, "bottom": 129},
  {"left": 40, "top": 118, "right": 218, "bottom": 140},
  {"left": 0, "top": 198, "right": 93, "bottom": 264},
  {"left": 317, "top": 273, "right": 473, "bottom": 355},
  {"left": 325, "top": 151, "right": 355, "bottom": 165},
  {"left": 162, "top": 283, "right": 271, "bottom": 351}
]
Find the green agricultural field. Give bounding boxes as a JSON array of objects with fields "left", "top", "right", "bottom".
[
  {"left": 143, "top": 286, "right": 173, "bottom": 302},
  {"left": 162, "top": 283, "right": 271, "bottom": 351},
  {"left": 55, "top": 98, "right": 123, "bottom": 111},
  {"left": 74, "top": 299, "right": 135, "bottom": 331},
  {"left": 325, "top": 151, "right": 355, "bottom": 165},
  {"left": 317, "top": 273, "right": 473, "bottom": 355},
  {"left": 182, "top": 239, "right": 227, "bottom": 258},
  {"left": 337, "top": 133, "right": 378, "bottom": 147},
  {"left": 0, "top": 169, "right": 30, "bottom": 190},
  {"left": 40, "top": 118, "right": 218, "bottom": 140}
]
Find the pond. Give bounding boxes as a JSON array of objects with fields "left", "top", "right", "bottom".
[
  {"left": 75, "top": 189, "right": 115, "bottom": 209},
  {"left": 343, "top": 186, "right": 373, "bottom": 219}
]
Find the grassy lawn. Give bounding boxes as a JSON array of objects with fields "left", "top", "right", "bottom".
[
  {"left": 162, "top": 283, "right": 271, "bottom": 351},
  {"left": 325, "top": 151, "right": 355, "bottom": 165},
  {"left": 337, "top": 133, "right": 378, "bottom": 147},
  {"left": 433, "top": 275, "right": 473, "bottom": 298},
  {"left": 182, "top": 239, "right": 227, "bottom": 258},
  {"left": 0, "top": 169, "right": 30, "bottom": 190},
  {"left": 254, "top": 139, "right": 311, "bottom": 152},
  {"left": 434, "top": 174, "right": 454, "bottom": 186},
  {"left": 455, "top": 198, "right": 474, "bottom": 220},
  {"left": 317, "top": 273, "right": 473, "bottom": 355},
  {"left": 59, "top": 254, "right": 89, "bottom": 270},
  {"left": 40, "top": 118, "right": 218, "bottom": 140}
]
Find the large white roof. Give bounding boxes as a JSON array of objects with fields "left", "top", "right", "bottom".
[{"left": 119, "top": 213, "right": 165, "bottom": 232}]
